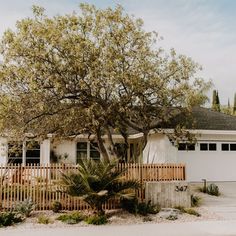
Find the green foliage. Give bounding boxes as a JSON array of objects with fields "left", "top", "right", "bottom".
[
  {"left": 56, "top": 212, "right": 84, "bottom": 224},
  {"left": 166, "top": 214, "right": 178, "bottom": 221},
  {"left": 199, "top": 183, "right": 220, "bottom": 196},
  {"left": 137, "top": 201, "right": 161, "bottom": 216},
  {"left": 61, "top": 159, "right": 140, "bottom": 215},
  {"left": 120, "top": 198, "right": 160, "bottom": 216},
  {"left": 0, "top": 212, "right": 23, "bottom": 227},
  {"left": 120, "top": 197, "right": 139, "bottom": 214},
  {"left": 191, "top": 195, "right": 201, "bottom": 207},
  {"left": 37, "top": 215, "right": 52, "bottom": 224},
  {"left": 0, "top": 3, "right": 211, "bottom": 161},
  {"left": 15, "top": 199, "right": 34, "bottom": 217},
  {"left": 206, "top": 184, "right": 220, "bottom": 196},
  {"left": 174, "top": 206, "right": 201, "bottom": 217},
  {"left": 142, "top": 216, "right": 153, "bottom": 222},
  {"left": 184, "top": 208, "right": 201, "bottom": 217},
  {"left": 212, "top": 90, "right": 221, "bottom": 112},
  {"left": 85, "top": 215, "right": 108, "bottom": 225},
  {"left": 52, "top": 201, "right": 62, "bottom": 213}
]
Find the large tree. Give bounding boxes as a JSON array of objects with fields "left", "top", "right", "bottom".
[{"left": 0, "top": 4, "right": 211, "bottom": 161}]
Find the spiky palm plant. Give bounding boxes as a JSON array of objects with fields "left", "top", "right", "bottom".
[{"left": 60, "top": 159, "right": 140, "bottom": 215}]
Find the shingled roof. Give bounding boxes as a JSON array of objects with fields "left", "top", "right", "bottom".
[
  {"left": 188, "top": 106, "right": 236, "bottom": 131},
  {"left": 162, "top": 106, "right": 236, "bottom": 131}
]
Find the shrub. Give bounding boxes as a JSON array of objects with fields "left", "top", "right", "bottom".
[
  {"left": 85, "top": 215, "right": 108, "bottom": 225},
  {"left": 121, "top": 198, "right": 160, "bottom": 216},
  {"left": 37, "top": 215, "right": 52, "bottom": 224},
  {"left": 137, "top": 201, "right": 161, "bottom": 216},
  {"left": 61, "top": 159, "right": 140, "bottom": 216},
  {"left": 184, "top": 208, "right": 201, "bottom": 217},
  {"left": 206, "top": 184, "right": 220, "bottom": 196},
  {"left": 191, "top": 195, "right": 201, "bottom": 207},
  {"left": 174, "top": 206, "right": 201, "bottom": 217},
  {"left": 174, "top": 206, "right": 185, "bottom": 213},
  {"left": 120, "top": 197, "right": 138, "bottom": 214},
  {"left": 52, "top": 201, "right": 62, "bottom": 213},
  {"left": 0, "top": 212, "right": 23, "bottom": 227},
  {"left": 143, "top": 216, "right": 153, "bottom": 222},
  {"left": 57, "top": 212, "right": 84, "bottom": 224},
  {"left": 15, "top": 199, "right": 34, "bottom": 217},
  {"left": 166, "top": 214, "right": 178, "bottom": 221}
]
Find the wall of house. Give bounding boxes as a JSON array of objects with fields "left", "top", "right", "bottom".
[
  {"left": 143, "top": 133, "right": 177, "bottom": 164},
  {"left": 40, "top": 139, "right": 51, "bottom": 164},
  {"left": 177, "top": 133, "right": 236, "bottom": 182},
  {"left": 52, "top": 140, "right": 76, "bottom": 163},
  {"left": 0, "top": 137, "right": 8, "bottom": 164}
]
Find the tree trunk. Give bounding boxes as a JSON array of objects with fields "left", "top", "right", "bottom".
[{"left": 96, "top": 126, "right": 110, "bottom": 163}]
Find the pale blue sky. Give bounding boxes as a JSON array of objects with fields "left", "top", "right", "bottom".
[{"left": 0, "top": 0, "right": 235, "bottom": 105}]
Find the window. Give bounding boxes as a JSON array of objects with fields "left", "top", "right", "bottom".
[
  {"left": 89, "top": 143, "right": 100, "bottom": 160},
  {"left": 8, "top": 142, "right": 23, "bottom": 164},
  {"left": 178, "top": 143, "right": 195, "bottom": 151},
  {"left": 200, "top": 143, "right": 208, "bottom": 151},
  {"left": 187, "top": 143, "right": 195, "bottom": 151},
  {"left": 200, "top": 143, "right": 217, "bottom": 151},
  {"left": 230, "top": 144, "right": 236, "bottom": 151},
  {"left": 222, "top": 143, "right": 229, "bottom": 151},
  {"left": 178, "top": 143, "right": 186, "bottom": 151},
  {"left": 76, "top": 142, "right": 88, "bottom": 161},
  {"left": 209, "top": 143, "right": 217, "bottom": 151},
  {"left": 76, "top": 142, "right": 100, "bottom": 163},
  {"left": 8, "top": 141, "right": 40, "bottom": 164},
  {"left": 26, "top": 141, "right": 40, "bottom": 164}
]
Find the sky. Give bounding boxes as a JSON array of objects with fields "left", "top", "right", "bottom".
[{"left": 0, "top": 0, "right": 235, "bottom": 105}]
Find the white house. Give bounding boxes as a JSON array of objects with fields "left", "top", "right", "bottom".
[{"left": 1, "top": 106, "right": 236, "bottom": 182}]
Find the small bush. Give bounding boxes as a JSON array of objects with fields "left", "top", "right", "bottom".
[
  {"left": 206, "top": 184, "right": 220, "bottom": 196},
  {"left": 15, "top": 199, "right": 34, "bottom": 217},
  {"left": 37, "top": 215, "right": 52, "bottom": 224},
  {"left": 85, "top": 215, "right": 108, "bottom": 225},
  {"left": 121, "top": 198, "right": 160, "bottom": 216},
  {"left": 166, "top": 214, "right": 178, "bottom": 221},
  {"left": 143, "top": 216, "right": 153, "bottom": 222},
  {"left": 120, "top": 197, "right": 138, "bottom": 214},
  {"left": 137, "top": 201, "right": 161, "bottom": 216},
  {"left": 174, "top": 206, "right": 200, "bottom": 217},
  {"left": 52, "top": 201, "right": 62, "bottom": 213},
  {"left": 57, "top": 212, "right": 84, "bottom": 224},
  {"left": 191, "top": 195, "right": 201, "bottom": 207},
  {"left": 174, "top": 206, "right": 185, "bottom": 213},
  {"left": 0, "top": 212, "right": 23, "bottom": 227},
  {"left": 184, "top": 208, "right": 201, "bottom": 217}
]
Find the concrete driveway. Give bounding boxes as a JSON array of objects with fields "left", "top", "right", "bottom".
[
  {"left": 196, "top": 182, "right": 236, "bottom": 220},
  {"left": 1, "top": 220, "right": 236, "bottom": 236}
]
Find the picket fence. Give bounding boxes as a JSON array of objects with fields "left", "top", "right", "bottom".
[{"left": 0, "top": 163, "right": 185, "bottom": 211}]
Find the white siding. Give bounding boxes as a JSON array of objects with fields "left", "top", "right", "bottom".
[
  {"left": 52, "top": 140, "right": 76, "bottom": 163},
  {"left": 177, "top": 133, "right": 236, "bottom": 182},
  {"left": 143, "top": 133, "right": 177, "bottom": 164},
  {"left": 0, "top": 137, "right": 7, "bottom": 164}
]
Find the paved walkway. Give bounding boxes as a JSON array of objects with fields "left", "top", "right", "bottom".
[
  {"left": 201, "top": 182, "right": 236, "bottom": 220},
  {"left": 1, "top": 220, "right": 236, "bottom": 236}
]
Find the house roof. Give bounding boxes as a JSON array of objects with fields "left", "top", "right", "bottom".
[
  {"left": 125, "top": 107, "right": 236, "bottom": 136},
  {"left": 165, "top": 106, "right": 236, "bottom": 131}
]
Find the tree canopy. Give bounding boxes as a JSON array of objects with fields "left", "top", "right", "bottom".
[{"left": 0, "top": 4, "right": 211, "bottom": 161}]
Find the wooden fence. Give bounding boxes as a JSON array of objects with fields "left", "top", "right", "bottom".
[{"left": 0, "top": 163, "right": 185, "bottom": 211}]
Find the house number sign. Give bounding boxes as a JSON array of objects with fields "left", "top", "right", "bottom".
[{"left": 175, "top": 185, "right": 188, "bottom": 192}]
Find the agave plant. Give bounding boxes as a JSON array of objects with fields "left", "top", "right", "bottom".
[{"left": 60, "top": 159, "right": 140, "bottom": 215}]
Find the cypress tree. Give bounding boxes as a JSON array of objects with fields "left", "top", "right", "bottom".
[
  {"left": 216, "top": 91, "right": 220, "bottom": 112},
  {"left": 233, "top": 93, "right": 236, "bottom": 114},
  {"left": 212, "top": 90, "right": 217, "bottom": 111},
  {"left": 212, "top": 90, "right": 220, "bottom": 112}
]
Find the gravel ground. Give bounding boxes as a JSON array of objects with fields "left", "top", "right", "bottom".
[{"left": 0, "top": 207, "right": 223, "bottom": 231}]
